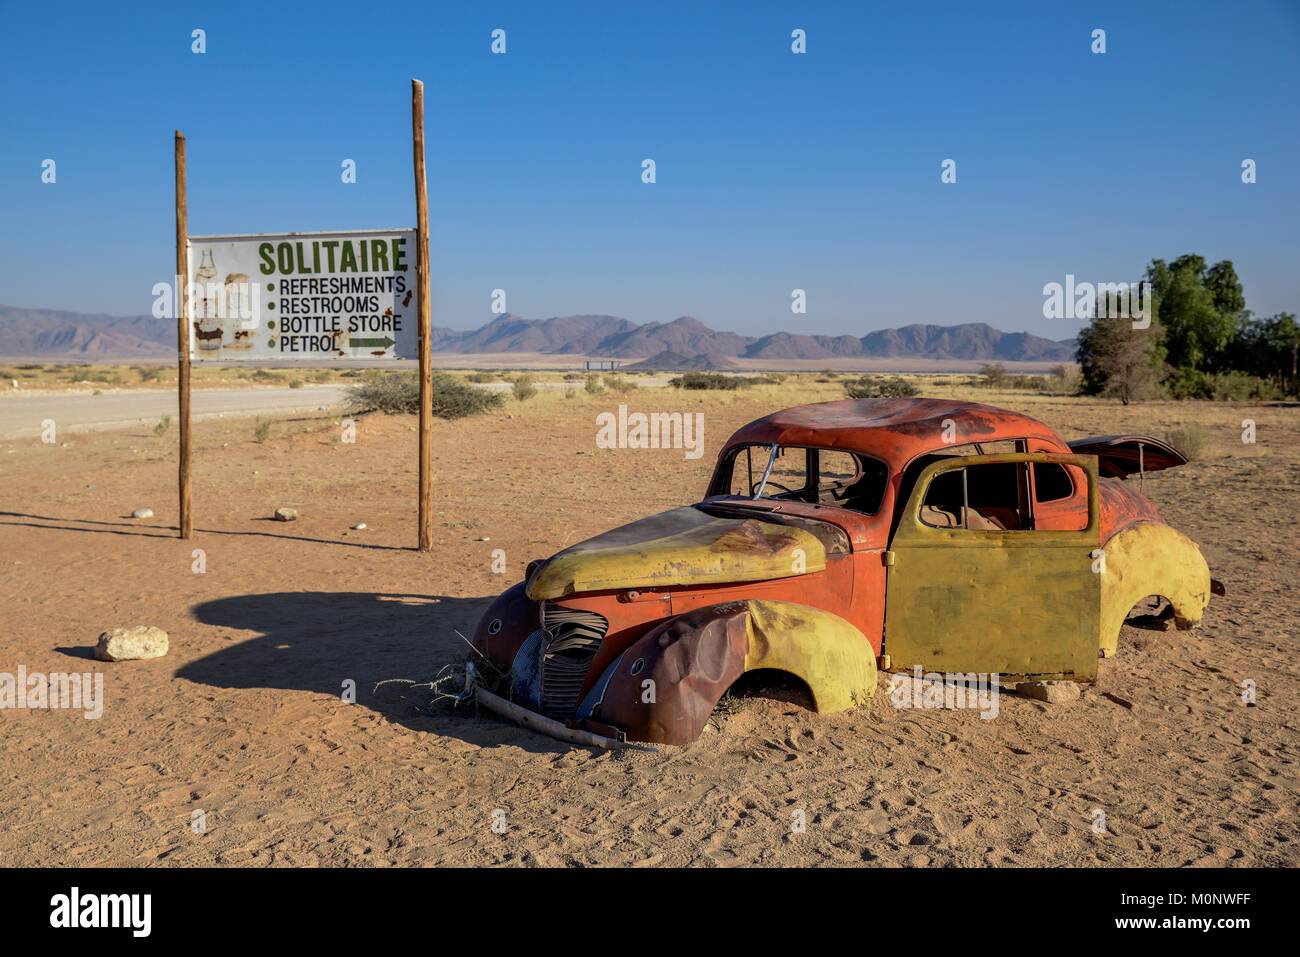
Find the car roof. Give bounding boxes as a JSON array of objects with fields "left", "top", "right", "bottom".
[{"left": 722, "top": 398, "right": 1067, "bottom": 465}]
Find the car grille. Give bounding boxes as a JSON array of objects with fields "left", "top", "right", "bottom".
[{"left": 538, "top": 603, "right": 608, "bottom": 719}]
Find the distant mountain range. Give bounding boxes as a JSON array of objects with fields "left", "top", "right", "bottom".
[
  {"left": 427, "top": 314, "right": 1075, "bottom": 362},
  {"left": 0, "top": 305, "right": 1077, "bottom": 363},
  {"left": 0, "top": 306, "right": 175, "bottom": 358}
]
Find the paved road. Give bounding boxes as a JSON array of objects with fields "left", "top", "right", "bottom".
[{"left": 0, "top": 386, "right": 349, "bottom": 437}]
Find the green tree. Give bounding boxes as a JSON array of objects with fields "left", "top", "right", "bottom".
[
  {"left": 1268, "top": 313, "right": 1299, "bottom": 389},
  {"left": 1147, "top": 255, "right": 1241, "bottom": 372},
  {"left": 1226, "top": 311, "right": 1299, "bottom": 394},
  {"left": 1204, "top": 260, "right": 1246, "bottom": 318}
]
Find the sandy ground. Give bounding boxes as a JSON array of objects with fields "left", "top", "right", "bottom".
[{"left": 0, "top": 383, "right": 1296, "bottom": 867}]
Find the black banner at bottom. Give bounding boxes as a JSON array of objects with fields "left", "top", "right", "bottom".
[{"left": 0, "top": 866, "right": 1277, "bottom": 943}]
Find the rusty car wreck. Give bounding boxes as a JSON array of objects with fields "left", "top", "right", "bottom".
[{"left": 468, "top": 398, "right": 1216, "bottom": 747}]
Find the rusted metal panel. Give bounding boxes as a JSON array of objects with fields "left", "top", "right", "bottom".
[
  {"left": 883, "top": 453, "right": 1102, "bottom": 681},
  {"left": 526, "top": 505, "right": 825, "bottom": 601},
  {"left": 1098, "top": 476, "right": 1164, "bottom": 539}
]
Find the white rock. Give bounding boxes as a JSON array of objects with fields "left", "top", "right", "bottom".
[
  {"left": 131, "top": 508, "right": 154, "bottom": 519},
  {"left": 274, "top": 507, "right": 298, "bottom": 522},
  {"left": 95, "top": 626, "right": 169, "bottom": 662},
  {"left": 1016, "top": 680, "right": 1081, "bottom": 704},
  {"left": 351, "top": 522, "right": 367, "bottom": 530}
]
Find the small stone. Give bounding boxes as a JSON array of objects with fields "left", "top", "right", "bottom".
[
  {"left": 351, "top": 522, "right": 367, "bottom": 530},
  {"left": 863, "top": 809, "right": 892, "bottom": 835},
  {"left": 1016, "top": 680, "right": 1081, "bottom": 704},
  {"left": 477, "top": 536, "right": 490, "bottom": 542},
  {"left": 274, "top": 507, "right": 298, "bottom": 522},
  {"left": 95, "top": 626, "right": 169, "bottom": 661},
  {"left": 131, "top": 508, "right": 154, "bottom": 519}
]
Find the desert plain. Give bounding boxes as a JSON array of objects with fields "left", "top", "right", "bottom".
[{"left": 0, "top": 374, "right": 1296, "bottom": 867}]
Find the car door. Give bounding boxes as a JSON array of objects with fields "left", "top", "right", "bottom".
[{"left": 882, "top": 453, "right": 1100, "bottom": 680}]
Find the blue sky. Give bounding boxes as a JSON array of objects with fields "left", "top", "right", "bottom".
[{"left": 1, "top": 0, "right": 1296, "bottom": 338}]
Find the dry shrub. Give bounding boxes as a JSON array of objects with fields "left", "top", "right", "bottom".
[
  {"left": 1165, "top": 426, "right": 1209, "bottom": 461},
  {"left": 345, "top": 372, "right": 505, "bottom": 419},
  {"left": 844, "top": 375, "right": 919, "bottom": 398},
  {"left": 512, "top": 376, "right": 538, "bottom": 401}
]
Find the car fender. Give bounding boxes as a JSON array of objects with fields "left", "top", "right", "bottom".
[
  {"left": 470, "top": 580, "right": 536, "bottom": 673},
  {"left": 593, "top": 599, "right": 877, "bottom": 745},
  {"left": 1099, "top": 522, "right": 1212, "bottom": 657}
]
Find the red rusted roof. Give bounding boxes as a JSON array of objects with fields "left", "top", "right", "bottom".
[{"left": 723, "top": 398, "right": 1069, "bottom": 465}]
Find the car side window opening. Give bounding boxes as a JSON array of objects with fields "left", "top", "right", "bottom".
[
  {"left": 1033, "top": 461, "right": 1073, "bottom": 502},
  {"left": 918, "top": 460, "right": 1034, "bottom": 531}
]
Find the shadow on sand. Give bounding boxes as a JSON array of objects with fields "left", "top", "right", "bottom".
[{"left": 176, "top": 590, "right": 566, "bottom": 752}]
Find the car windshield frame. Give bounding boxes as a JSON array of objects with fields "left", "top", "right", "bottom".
[
  {"left": 713, "top": 442, "right": 889, "bottom": 515},
  {"left": 751, "top": 442, "right": 781, "bottom": 499}
]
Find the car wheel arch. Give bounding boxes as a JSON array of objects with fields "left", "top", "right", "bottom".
[
  {"left": 594, "top": 599, "right": 877, "bottom": 745},
  {"left": 1099, "top": 522, "right": 1212, "bottom": 658}
]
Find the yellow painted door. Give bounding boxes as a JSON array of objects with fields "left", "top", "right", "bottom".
[{"left": 883, "top": 453, "right": 1100, "bottom": 681}]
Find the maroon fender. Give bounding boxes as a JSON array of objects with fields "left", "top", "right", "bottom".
[{"left": 595, "top": 603, "right": 750, "bottom": 745}]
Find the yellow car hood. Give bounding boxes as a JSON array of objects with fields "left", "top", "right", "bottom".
[{"left": 526, "top": 506, "right": 826, "bottom": 600}]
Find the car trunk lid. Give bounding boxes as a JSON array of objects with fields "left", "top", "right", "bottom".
[{"left": 1067, "top": 434, "right": 1189, "bottom": 479}]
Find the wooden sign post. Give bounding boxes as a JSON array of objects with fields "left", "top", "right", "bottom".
[
  {"left": 175, "top": 130, "right": 192, "bottom": 540},
  {"left": 172, "top": 80, "right": 432, "bottom": 550},
  {"left": 412, "top": 79, "right": 433, "bottom": 552}
]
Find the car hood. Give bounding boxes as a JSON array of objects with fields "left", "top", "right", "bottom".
[{"left": 525, "top": 505, "right": 826, "bottom": 600}]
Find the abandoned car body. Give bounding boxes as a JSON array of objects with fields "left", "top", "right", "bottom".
[{"left": 470, "top": 398, "right": 1214, "bottom": 746}]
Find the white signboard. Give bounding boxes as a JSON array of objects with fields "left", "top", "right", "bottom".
[{"left": 186, "top": 229, "right": 418, "bottom": 360}]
